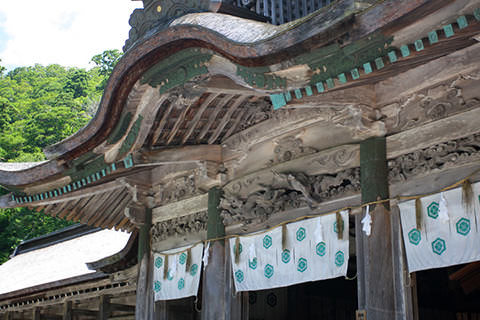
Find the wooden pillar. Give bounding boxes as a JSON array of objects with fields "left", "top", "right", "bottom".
[
  {"left": 391, "top": 204, "right": 417, "bottom": 320},
  {"left": 135, "top": 206, "right": 154, "bottom": 320},
  {"left": 202, "top": 187, "right": 242, "bottom": 320},
  {"left": 62, "top": 301, "right": 72, "bottom": 320},
  {"left": 98, "top": 295, "right": 110, "bottom": 320},
  {"left": 356, "top": 136, "right": 396, "bottom": 319},
  {"left": 33, "top": 308, "right": 41, "bottom": 320}
]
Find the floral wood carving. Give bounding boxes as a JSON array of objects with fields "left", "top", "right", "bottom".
[
  {"left": 388, "top": 132, "right": 480, "bottom": 183},
  {"left": 268, "top": 136, "right": 317, "bottom": 165},
  {"left": 384, "top": 75, "right": 480, "bottom": 134},
  {"left": 154, "top": 174, "right": 199, "bottom": 206},
  {"left": 151, "top": 211, "right": 208, "bottom": 242}
]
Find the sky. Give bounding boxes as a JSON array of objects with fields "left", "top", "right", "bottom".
[{"left": 0, "top": 0, "right": 142, "bottom": 71}]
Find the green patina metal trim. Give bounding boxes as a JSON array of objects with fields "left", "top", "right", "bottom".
[
  {"left": 141, "top": 48, "right": 212, "bottom": 95},
  {"left": 475, "top": 8, "right": 480, "bottom": 21},
  {"left": 374, "top": 57, "right": 384, "bottom": 70},
  {"left": 443, "top": 24, "right": 454, "bottom": 38},
  {"left": 387, "top": 51, "right": 397, "bottom": 63},
  {"left": 457, "top": 16, "right": 468, "bottom": 29},
  {"left": 236, "top": 65, "right": 287, "bottom": 90},
  {"left": 12, "top": 154, "right": 135, "bottom": 204},
  {"left": 295, "top": 33, "right": 392, "bottom": 85},
  {"left": 107, "top": 112, "right": 133, "bottom": 145},
  {"left": 400, "top": 45, "right": 410, "bottom": 57},
  {"left": 428, "top": 31, "right": 438, "bottom": 44},
  {"left": 351, "top": 68, "right": 360, "bottom": 79},
  {"left": 363, "top": 62, "right": 372, "bottom": 74},
  {"left": 414, "top": 39, "right": 424, "bottom": 51},
  {"left": 270, "top": 9, "right": 480, "bottom": 109}
]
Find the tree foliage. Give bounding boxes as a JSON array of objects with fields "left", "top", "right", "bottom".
[
  {"left": 90, "top": 49, "right": 123, "bottom": 90},
  {"left": 0, "top": 50, "right": 121, "bottom": 264}
]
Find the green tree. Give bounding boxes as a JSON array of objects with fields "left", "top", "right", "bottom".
[
  {"left": 0, "top": 50, "right": 119, "bottom": 264},
  {"left": 91, "top": 49, "right": 123, "bottom": 76},
  {"left": 0, "top": 59, "right": 5, "bottom": 77},
  {"left": 90, "top": 49, "right": 123, "bottom": 89}
]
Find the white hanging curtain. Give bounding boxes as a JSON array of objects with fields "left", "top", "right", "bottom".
[
  {"left": 153, "top": 243, "right": 203, "bottom": 301},
  {"left": 399, "top": 182, "right": 480, "bottom": 273},
  {"left": 229, "top": 211, "right": 349, "bottom": 292}
]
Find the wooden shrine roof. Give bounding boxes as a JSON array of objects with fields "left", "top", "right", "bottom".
[
  {"left": 0, "top": 0, "right": 479, "bottom": 230},
  {"left": 0, "top": 225, "right": 130, "bottom": 297}
]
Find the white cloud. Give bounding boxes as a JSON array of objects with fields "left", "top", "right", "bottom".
[{"left": 0, "top": 0, "right": 142, "bottom": 69}]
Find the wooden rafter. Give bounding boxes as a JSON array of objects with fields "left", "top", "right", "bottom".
[
  {"left": 208, "top": 95, "right": 248, "bottom": 144},
  {"left": 150, "top": 100, "right": 175, "bottom": 146},
  {"left": 79, "top": 192, "right": 112, "bottom": 224},
  {"left": 165, "top": 99, "right": 196, "bottom": 145},
  {"left": 94, "top": 192, "right": 129, "bottom": 228},
  {"left": 105, "top": 194, "right": 133, "bottom": 229},
  {"left": 222, "top": 105, "right": 249, "bottom": 140},
  {"left": 197, "top": 94, "right": 235, "bottom": 142},
  {"left": 89, "top": 189, "right": 125, "bottom": 227},
  {"left": 181, "top": 93, "right": 220, "bottom": 144}
]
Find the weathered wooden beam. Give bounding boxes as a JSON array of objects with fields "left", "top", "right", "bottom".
[
  {"left": 24, "top": 180, "right": 123, "bottom": 207},
  {"left": 65, "top": 197, "right": 92, "bottom": 221},
  {"left": 72, "top": 308, "right": 97, "bottom": 317},
  {"left": 222, "top": 106, "right": 247, "bottom": 140},
  {"left": 92, "top": 189, "right": 126, "bottom": 227},
  {"left": 356, "top": 136, "right": 396, "bottom": 319},
  {"left": 208, "top": 95, "right": 248, "bottom": 144},
  {"left": 62, "top": 301, "right": 72, "bottom": 320},
  {"left": 391, "top": 203, "right": 416, "bottom": 320},
  {"left": 110, "top": 303, "right": 135, "bottom": 313},
  {"left": 206, "top": 187, "right": 224, "bottom": 241},
  {"left": 165, "top": 105, "right": 192, "bottom": 145},
  {"left": 105, "top": 194, "right": 133, "bottom": 229},
  {"left": 201, "top": 187, "right": 241, "bottom": 319},
  {"left": 387, "top": 107, "right": 480, "bottom": 159},
  {"left": 197, "top": 94, "right": 235, "bottom": 142},
  {"left": 41, "top": 315, "right": 62, "bottom": 320},
  {"left": 152, "top": 193, "right": 208, "bottom": 223},
  {"left": 288, "top": 85, "right": 376, "bottom": 107},
  {"left": 79, "top": 192, "right": 112, "bottom": 224},
  {"left": 108, "top": 315, "right": 135, "bottom": 320},
  {"left": 136, "top": 145, "right": 222, "bottom": 164},
  {"left": 150, "top": 100, "right": 175, "bottom": 146},
  {"left": 181, "top": 93, "right": 220, "bottom": 144},
  {"left": 98, "top": 295, "right": 111, "bottom": 320},
  {"left": 32, "top": 307, "right": 40, "bottom": 320},
  {"left": 202, "top": 187, "right": 226, "bottom": 319},
  {"left": 376, "top": 43, "right": 480, "bottom": 106},
  {"left": 201, "top": 76, "right": 266, "bottom": 96},
  {"left": 135, "top": 207, "right": 154, "bottom": 320}
]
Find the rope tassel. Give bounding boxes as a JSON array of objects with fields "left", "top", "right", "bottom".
[
  {"left": 163, "top": 255, "right": 169, "bottom": 280},
  {"left": 282, "top": 224, "right": 288, "bottom": 251},
  {"left": 462, "top": 179, "right": 474, "bottom": 215},
  {"left": 336, "top": 212, "right": 343, "bottom": 240},
  {"left": 415, "top": 197, "right": 423, "bottom": 231},
  {"left": 186, "top": 248, "right": 192, "bottom": 272},
  {"left": 235, "top": 236, "right": 241, "bottom": 264}
]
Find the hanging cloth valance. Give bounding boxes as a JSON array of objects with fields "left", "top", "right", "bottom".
[
  {"left": 399, "top": 182, "right": 480, "bottom": 273},
  {"left": 229, "top": 211, "right": 349, "bottom": 292},
  {"left": 153, "top": 243, "right": 204, "bottom": 301}
]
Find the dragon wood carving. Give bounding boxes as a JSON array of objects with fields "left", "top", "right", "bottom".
[{"left": 221, "top": 132, "right": 480, "bottom": 225}]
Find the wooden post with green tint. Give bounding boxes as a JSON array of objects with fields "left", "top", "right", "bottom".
[
  {"left": 135, "top": 206, "right": 154, "bottom": 320},
  {"left": 356, "top": 137, "right": 397, "bottom": 319},
  {"left": 202, "top": 187, "right": 242, "bottom": 320}
]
